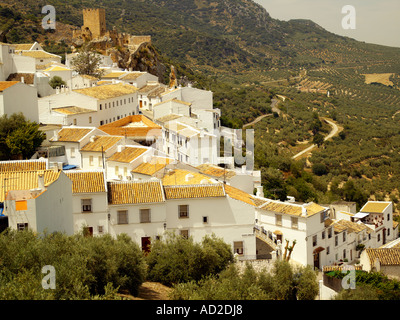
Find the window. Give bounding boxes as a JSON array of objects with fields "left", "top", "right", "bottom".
[
  {"left": 98, "top": 156, "right": 102, "bottom": 167},
  {"left": 343, "top": 249, "right": 346, "bottom": 259},
  {"left": 89, "top": 116, "right": 92, "bottom": 124},
  {"left": 388, "top": 228, "right": 391, "bottom": 236},
  {"left": 328, "top": 227, "right": 332, "bottom": 239},
  {"left": 326, "top": 246, "right": 330, "bottom": 255},
  {"left": 89, "top": 156, "right": 94, "bottom": 166},
  {"left": 275, "top": 214, "right": 282, "bottom": 226},
  {"left": 123, "top": 167, "right": 127, "bottom": 177},
  {"left": 322, "top": 231, "right": 325, "bottom": 239},
  {"left": 179, "top": 205, "right": 189, "bottom": 218},
  {"left": 291, "top": 217, "right": 298, "bottom": 229},
  {"left": 233, "top": 241, "right": 244, "bottom": 255},
  {"left": 335, "top": 235, "right": 338, "bottom": 246},
  {"left": 117, "top": 210, "right": 129, "bottom": 224},
  {"left": 99, "top": 104, "right": 102, "bottom": 110},
  {"left": 100, "top": 120, "right": 104, "bottom": 126},
  {"left": 312, "top": 235, "right": 317, "bottom": 247},
  {"left": 140, "top": 209, "right": 151, "bottom": 223},
  {"left": 378, "top": 234, "right": 381, "bottom": 242},
  {"left": 203, "top": 216, "right": 208, "bottom": 224},
  {"left": 73, "top": 119, "right": 77, "bottom": 125},
  {"left": 343, "top": 232, "right": 346, "bottom": 242},
  {"left": 17, "top": 223, "right": 28, "bottom": 231},
  {"left": 98, "top": 225, "right": 104, "bottom": 234},
  {"left": 388, "top": 213, "right": 391, "bottom": 221},
  {"left": 81, "top": 199, "right": 92, "bottom": 213},
  {"left": 180, "top": 229, "right": 189, "bottom": 239},
  {"left": 105, "top": 103, "right": 107, "bottom": 109},
  {"left": 115, "top": 166, "right": 119, "bottom": 176}
]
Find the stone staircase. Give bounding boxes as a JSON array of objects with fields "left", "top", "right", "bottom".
[{"left": 254, "top": 226, "right": 278, "bottom": 250}]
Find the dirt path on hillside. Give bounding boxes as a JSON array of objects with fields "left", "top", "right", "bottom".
[{"left": 291, "top": 118, "right": 340, "bottom": 160}]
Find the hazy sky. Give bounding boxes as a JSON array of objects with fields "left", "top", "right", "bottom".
[{"left": 254, "top": 0, "right": 400, "bottom": 48}]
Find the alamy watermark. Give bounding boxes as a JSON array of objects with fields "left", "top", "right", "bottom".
[
  {"left": 342, "top": 5, "right": 356, "bottom": 30},
  {"left": 341, "top": 265, "right": 356, "bottom": 290},
  {"left": 42, "top": 5, "right": 56, "bottom": 30},
  {"left": 41, "top": 265, "right": 56, "bottom": 290}
]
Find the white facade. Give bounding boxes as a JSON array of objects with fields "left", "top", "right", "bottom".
[
  {"left": 5, "top": 171, "right": 74, "bottom": 235},
  {"left": 161, "top": 86, "right": 213, "bottom": 111},
  {"left": 0, "top": 81, "right": 39, "bottom": 122},
  {"left": 38, "top": 84, "right": 139, "bottom": 126}
]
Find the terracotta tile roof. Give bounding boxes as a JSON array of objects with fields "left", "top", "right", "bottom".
[
  {"left": 101, "top": 72, "right": 127, "bottom": 79},
  {"left": 80, "top": 136, "right": 123, "bottom": 152},
  {"left": 197, "top": 164, "right": 236, "bottom": 180},
  {"left": 52, "top": 106, "right": 96, "bottom": 115},
  {"left": 51, "top": 128, "right": 93, "bottom": 142},
  {"left": 74, "top": 83, "right": 138, "bottom": 100},
  {"left": 65, "top": 170, "right": 106, "bottom": 193},
  {"left": 107, "top": 147, "right": 148, "bottom": 163},
  {"left": 14, "top": 43, "right": 34, "bottom": 50},
  {"left": 20, "top": 50, "right": 61, "bottom": 59},
  {"left": 0, "top": 160, "right": 47, "bottom": 172},
  {"left": 365, "top": 248, "right": 400, "bottom": 266},
  {"left": 260, "top": 200, "right": 325, "bottom": 217},
  {"left": 98, "top": 115, "right": 161, "bottom": 139},
  {"left": 107, "top": 180, "right": 164, "bottom": 204},
  {"left": 132, "top": 157, "right": 173, "bottom": 176},
  {"left": 163, "top": 184, "right": 225, "bottom": 200},
  {"left": 361, "top": 202, "right": 391, "bottom": 214},
  {"left": 162, "top": 169, "right": 213, "bottom": 186},
  {"left": 224, "top": 184, "right": 257, "bottom": 206},
  {"left": 0, "top": 170, "right": 61, "bottom": 201},
  {"left": 323, "top": 265, "right": 363, "bottom": 272},
  {"left": 332, "top": 219, "right": 369, "bottom": 234},
  {"left": 0, "top": 81, "right": 19, "bottom": 92},
  {"left": 120, "top": 72, "right": 146, "bottom": 80}
]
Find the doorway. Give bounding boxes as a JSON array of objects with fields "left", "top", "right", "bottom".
[{"left": 141, "top": 237, "right": 151, "bottom": 253}]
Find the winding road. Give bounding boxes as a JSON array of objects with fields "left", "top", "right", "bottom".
[{"left": 291, "top": 118, "right": 339, "bottom": 160}]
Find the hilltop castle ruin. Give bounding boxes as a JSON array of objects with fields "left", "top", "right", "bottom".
[{"left": 72, "top": 8, "right": 151, "bottom": 50}]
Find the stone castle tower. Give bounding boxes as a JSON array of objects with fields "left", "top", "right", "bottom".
[{"left": 81, "top": 8, "right": 106, "bottom": 39}]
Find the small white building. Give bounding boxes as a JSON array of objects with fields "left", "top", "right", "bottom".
[
  {"left": 138, "top": 82, "right": 167, "bottom": 111},
  {"left": 107, "top": 180, "right": 257, "bottom": 258},
  {"left": 160, "top": 119, "right": 218, "bottom": 166},
  {"left": 65, "top": 170, "right": 109, "bottom": 236},
  {"left": 80, "top": 135, "right": 125, "bottom": 171},
  {"left": 4, "top": 170, "right": 74, "bottom": 235},
  {"left": 0, "top": 81, "right": 39, "bottom": 122},
  {"left": 49, "top": 127, "right": 108, "bottom": 168},
  {"left": 106, "top": 145, "right": 152, "bottom": 180},
  {"left": 38, "top": 83, "right": 139, "bottom": 126},
  {"left": 161, "top": 85, "right": 213, "bottom": 111}
]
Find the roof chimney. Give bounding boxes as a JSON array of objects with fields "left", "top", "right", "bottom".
[{"left": 38, "top": 173, "right": 45, "bottom": 191}]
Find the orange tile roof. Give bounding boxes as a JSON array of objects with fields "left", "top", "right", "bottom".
[
  {"left": 51, "top": 128, "right": 93, "bottom": 142},
  {"left": 224, "top": 184, "right": 257, "bottom": 206},
  {"left": 197, "top": 164, "right": 236, "bottom": 180},
  {"left": 0, "top": 81, "right": 19, "bottom": 92},
  {"left": 361, "top": 202, "right": 391, "bottom": 213},
  {"left": 365, "top": 248, "right": 400, "bottom": 266},
  {"left": 65, "top": 171, "right": 106, "bottom": 193},
  {"left": 74, "top": 83, "right": 138, "bottom": 100},
  {"left": 80, "top": 136, "right": 123, "bottom": 152},
  {"left": 131, "top": 157, "right": 173, "bottom": 176},
  {"left": 162, "top": 169, "right": 213, "bottom": 186},
  {"left": 98, "top": 115, "right": 161, "bottom": 139},
  {"left": 0, "top": 170, "right": 61, "bottom": 201},
  {"left": 0, "top": 160, "right": 47, "bottom": 172},
  {"left": 107, "top": 181, "right": 164, "bottom": 204},
  {"left": 163, "top": 184, "right": 225, "bottom": 200},
  {"left": 107, "top": 147, "right": 148, "bottom": 163}
]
